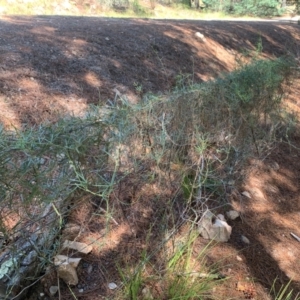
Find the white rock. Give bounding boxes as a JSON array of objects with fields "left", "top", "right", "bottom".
[
  {"left": 270, "top": 162, "right": 280, "bottom": 170},
  {"left": 87, "top": 265, "right": 93, "bottom": 274},
  {"left": 198, "top": 210, "right": 232, "bottom": 242},
  {"left": 38, "top": 158, "right": 46, "bottom": 165},
  {"left": 58, "top": 264, "right": 78, "bottom": 286},
  {"left": 49, "top": 286, "right": 58, "bottom": 296},
  {"left": 78, "top": 289, "right": 84, "bottom": 293},
  {"left": 242, "top": 191, "right": 251, "bottom": 198},
  {"left": 195, "top": 32, "right": 206, "bottom": 41},
  {"left": 142, "top": 286, "right": 154, "bottom": 299},
  {"left": 54, "top": 255, "right": 82, "bottom": 268},
  {"left": 241, "top": 235, "right": 250, "bottom": 244},
  {"left": 62, "top": 240, "right": 93, "bottom": 254},
  {"left": 226, "top": 210, "right": 240, "bottom": 220},
  {"left": 236, "top": 255, "right": 243, "bottom": 261},
  {"left": 56, "top": 153, "right": 65, "bottom": 160},
  {"left": 108, "top": 282, "right": 117, "bottom": 290},
  {"left": 216, "top": 214, "right": 225, "bottom": 221}
]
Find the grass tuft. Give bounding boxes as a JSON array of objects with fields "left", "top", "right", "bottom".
[{"left": 0, "top": 55, "right": 297, "bottom": 298}]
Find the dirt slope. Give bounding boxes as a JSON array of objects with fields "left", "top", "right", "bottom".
[
  {"left": 0, "top": 16, "right": 299, "bottom": 127},
  {"left": 0, "top": 16, "right": 300, "bottom": 299}
]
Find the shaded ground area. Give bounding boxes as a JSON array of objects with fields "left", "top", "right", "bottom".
[
  {"left": 0, "top": 16, "right": 299, "bottom": 299},
  {"left": 0, "top": 16, "right": 299, "bottom": 128}
]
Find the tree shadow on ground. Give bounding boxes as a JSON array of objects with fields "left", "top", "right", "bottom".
[
  {"left": 0, "top": 15, "right": 300, "bottom": 299},
  {"left": 0, "top": 16, "right": 299, "bottom": 127},
  {"left": 226, "top": 134, "right": 300, "bottom": 298}
]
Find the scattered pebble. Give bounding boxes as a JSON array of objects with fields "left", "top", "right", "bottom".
[
  {"left": 242, "top": 191, "right": 251, "bottom": 198},
  {"left": 38, "top": 158, "right": 46, "bottom": 165},
  {"left": 226, "top": 210, "right": 240, "bottom": 220},
  {"left": 49, "top": 286, "right": 58, "bottom": 296},
  {"left": 236, "top": 255, "right": 243, "bottom": 261},
  {"left": 142, "top": 287, "right": 154, "bottom": 299},
  {"left": 195, "top": 32, "right": 206, "bottom": 42},
  {"left": 241, "top": 235, "right": 250, "bottom": 244},
  {"left": 217, "top": 214, "right": 225, "bottom": 221},
  {"left": 108, "top": 282, "right": 117, "bottom": 290},
  {"left": 87, "top": 264, "right": 93, "bottom": 274},
  {"left": 270, "top": 161, "right": 280, "bottom": 170},
  {"left": 78, "top": 289, "right": 84, "bottom": 293}
]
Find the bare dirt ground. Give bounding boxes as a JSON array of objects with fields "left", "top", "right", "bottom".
[{"left": 0, "top": 16, "right": 300, "bottom": 299}]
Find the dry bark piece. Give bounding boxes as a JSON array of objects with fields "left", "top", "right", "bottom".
[{"left": 0, "top": 198, "right": 72, "bottom": 299}]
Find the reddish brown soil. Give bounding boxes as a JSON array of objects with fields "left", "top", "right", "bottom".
[
  {"left": 1, "top": 16, "right": 300, "bottom": 300},
  {"left": 0, "top": 16, "right": 299, "bottom": 128}
]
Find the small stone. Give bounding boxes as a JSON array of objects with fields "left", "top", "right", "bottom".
[
  {"left": 57, "top": 264, "right": 78, "bottom": 285},
  {"left": 49, "top": 286, "right": 58, "bottom": 296},
  {"left": 54, "top": 255, "right": 82, "bottom": 268},
  {"left": 217, "top": 214, "right": 225, "bottom": 221},
  {"left": 78, "top": 289, "right": 84, "bottom": 293},
  {"left": 198, "top": 210, "right": 232, "bottom": 242},
  {"left": 226, "top": 210, "right": 240, "bottom": 220},
  {"left": 39, "top": 293, "right": 45, "bottom": 297},
  {"left": 241, "top": 235, "right": 250, "bottom": 244},
  {"left": 195, "top": 32, "right": 206, "bottom": 42},
  {"left": 108, "top": 282, "right": 117, "bottom": 290},
  {"left": 142, "top": 286, "right": 154, "bottom": 299},
  {"left": 242, "top": 191, "right": 251, "bottom": 198},
  {"left": 56, "top": 153, "right": 65, "bottom": 160},
  {"left": 38, "top": 158, "right": 46, "bottom": 165},
  {"left": 87, "top": 265, "right": 93, "bottom": 274},
  {"left": 270, "top": 162, "right": 280, "bottom": 170},
  {"left": 236, "top": 255, "right": 243, "bottom": 261},
  {"left": 62, "top": 240, "right": 93, "bottom": 254}
]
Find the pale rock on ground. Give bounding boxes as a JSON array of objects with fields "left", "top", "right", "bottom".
[
  {"left": 49, "top": 286, "right": 58, "bottom": 296},
  {"left": 226, "top": 210, "right": 240, "bottom": 220},
  {"left": 198, "top": 210, "right": 232, "bottom": 242}
]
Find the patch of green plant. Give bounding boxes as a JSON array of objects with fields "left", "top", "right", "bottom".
[
  {"left": 270, "top": 279, "right": 300, "bottom": 300},
  {"left": 132, "top": 0, "right": 150, "bottom": 16},
  {"left": 202, "top": 0, "right": 283, "bottom": 16},
  {"left": 0, "top": 53, "right": 296, "bottom": 297},
  {"left": 165, "top": 230, "right": 218, "bottom": 299}
]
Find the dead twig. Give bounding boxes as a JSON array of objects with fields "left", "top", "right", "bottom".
[{"left": 290, "top": 232, "right": 300, "bottom": 242}]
